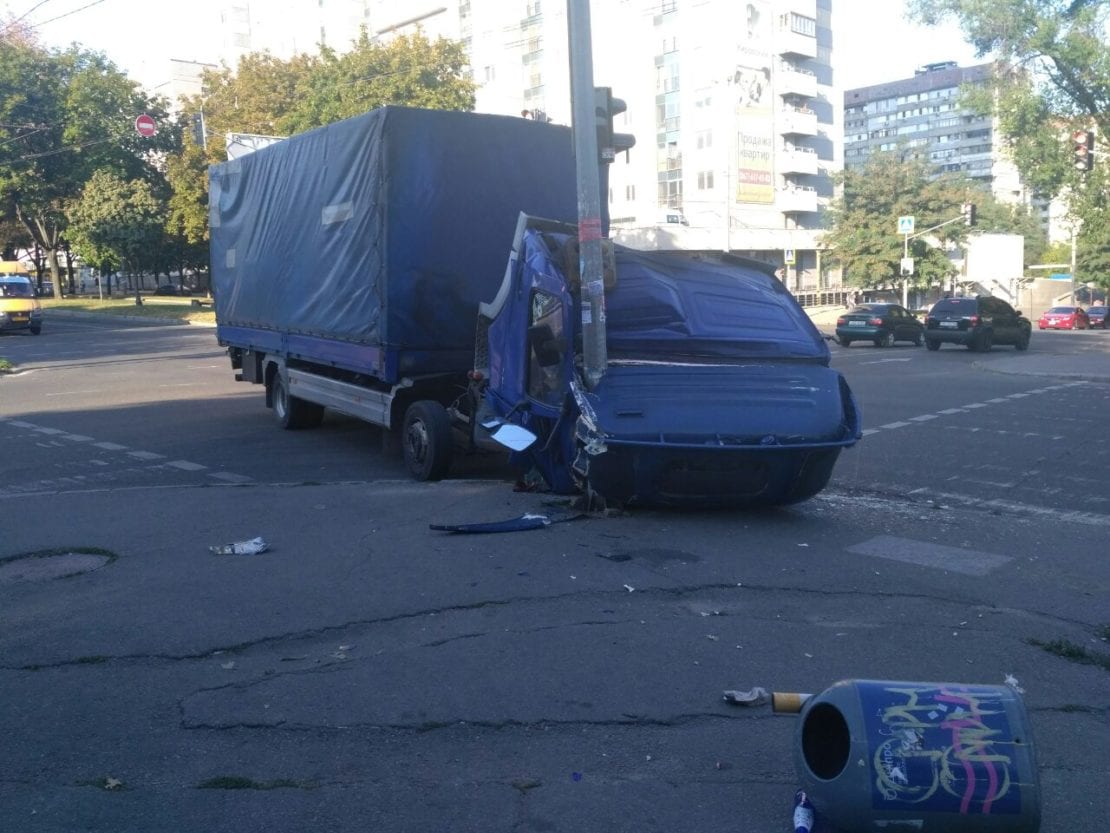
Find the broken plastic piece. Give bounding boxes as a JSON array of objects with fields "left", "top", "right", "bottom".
[
  {"left": 723, "top": 686, "right": 770, "bottom": 706},
  {"left": 209, "top": 536, "right": 268, "bottom": 555},
  {"left": 430, "top": 509, "right": 584, "bottom": 534},
  {"left": 771, "top": 691, "right": 812, "bottom": 713}
]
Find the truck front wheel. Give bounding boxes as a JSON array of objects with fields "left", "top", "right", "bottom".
[
  {"left": 272, "top": 373, "right": 324, "bottom": 430},
  {"left": 402, "top": 400, "right": 452, "bottom": 481}
]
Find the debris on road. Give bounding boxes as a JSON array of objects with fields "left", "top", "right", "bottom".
[
  {"left": 723, "top": 686, "right": 769, "bottom": 706},
  {"left": 430, "top": 510, "right": 584, "bottom": 534},
  {"left": 209, "top": 536, "right": 268, "bottom": 556}
]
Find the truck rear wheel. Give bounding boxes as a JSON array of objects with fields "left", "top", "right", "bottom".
[
  {"left": 272, "top": 373, "right": 324, "bottom": 430},
  {"left": 402, "top": 400, "right": 452, "bottom": 481}
]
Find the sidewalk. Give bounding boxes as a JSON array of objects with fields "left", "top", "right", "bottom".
[{"left": 805, "top": 305, "right": 1110, "bottom": 383}]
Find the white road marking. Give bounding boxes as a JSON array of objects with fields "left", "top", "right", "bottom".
[
  {"left": 847, "top": 535, "right": 1011, "bottom": 576},
  {"left": 34, "top": 427, "right": 65, "bottom": 434},
  {"left": 127, "top": 450, "right": 166, "bottom": 461},
  {"left": 166, "top": 460, "right": 206, "bottom": 471},
  {"left": 880, "top": 421, "right": 912, "bottom": 429},
  {"left": 93, "top": 442, "right": 128, "bottom": 451},
  {"left": 937, "top": 408, "right": 966, "bottom": 415},
  {"left": 861, "top": 358, "right": 913, "bottom": 365},
  {"left": 45, "top": 390, "right": 101, "bottom": 396},
  {"left": 208, "top": 472, "right": 253, "bottom": 484},
  {"left": 909, "top": 414, "right": 939, "bottom": 422},
  {"left": 62, "top": 434, "right": 93, "bottom": 441}
]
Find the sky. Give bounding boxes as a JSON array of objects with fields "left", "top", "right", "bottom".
[{"left": 3, "top": 0, "right": 985, "bottom": 93}]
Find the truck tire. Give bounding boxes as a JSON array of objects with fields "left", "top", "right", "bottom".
[
  {"left": 272, "top": 373, "right": 324, "bottom": 430},
  {"left": 402, "top": 400, "right": 452, "bottom": 481}
]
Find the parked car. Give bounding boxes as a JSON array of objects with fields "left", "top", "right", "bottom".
[
  {"left": 924, "top": 296, "right": 1031, "bottom": 352},
  {"left": 154, "top": 284, "right": 190, "bottom": 296},
  {"left": 835, "top": 303, "right": 924, "bottom": 347},
  {"left": 1087, "top": 306, "right": 1108, "bottom": 329},
  {"left": 36, "top": 280, "right": 55, "bottom": 297},
  {"left": 1038, "top": 306, "right": 1089, "bottom": 330}
]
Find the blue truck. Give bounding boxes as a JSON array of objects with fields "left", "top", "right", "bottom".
[{"left": 210, "top": 106, "right": 860, "bottom": 507}]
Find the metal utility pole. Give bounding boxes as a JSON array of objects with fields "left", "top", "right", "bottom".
[{"left": 566, "top": 0, "right": 607, "bottom": 388}]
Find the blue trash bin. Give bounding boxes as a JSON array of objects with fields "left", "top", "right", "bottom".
[{"left": 793, "top": 679, "right": 1040, "bottom": 832}]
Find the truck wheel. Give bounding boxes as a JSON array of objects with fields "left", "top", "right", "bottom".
[
  {"left": 402, "top": 400, "right": 453, "bottom": 481},
  {"left": 272, "top": 373, "right": 324, "bottom": 430},
  {"left": 29, "top": 323, "right": 41, "bottom": 335}
]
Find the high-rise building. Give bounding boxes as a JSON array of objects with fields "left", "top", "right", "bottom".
[
  {"left": 843, "top": 61, "right": 1026, "bottom": 206},
  {"left": 365, "top": 0, "right": 839, "bottom": 292}
]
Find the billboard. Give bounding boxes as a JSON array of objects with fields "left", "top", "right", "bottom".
[{"left": 732, "top": 0, "right": 774, "bottom": 204}]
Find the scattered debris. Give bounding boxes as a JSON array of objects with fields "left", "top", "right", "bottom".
[
  {"left": 209, "top": 537, "right": 268, "bottom": 556},
  {"left": 1004, "top": 673, "right": 1025, "bottom": 694},
  {"left": 723, "top": 686, "right": 769, "bottom": 706},
  {"left": 220, "top": 661, "right": 236, "bottom": 670},
  {"left": 430, "top": 510, "right": 583, "bottom": 534},
  {"left": 104, "top": 777, "right": 124, "bottom": 791},
  {"left": 793, "top": 788, "right": 815, "bottom": 833},
  {"left": 623, "top": 584, "right": 635, "bottom": 592}
]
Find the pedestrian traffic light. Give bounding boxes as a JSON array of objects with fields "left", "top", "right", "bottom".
[
  {"left": 961, "top": 202, "right": 976, "bottom": 227},
  {"left": 1072, "top": 129, "right": 1094, "bottom": 171},
  {"left": 593, "top": 86, "right": 636, "bottom": 163}
]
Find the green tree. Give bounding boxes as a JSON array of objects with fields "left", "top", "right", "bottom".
[
  {"left": 908, "top": 0, "right": 1109, "bottom": 293},
  {"left": 67, "top": 169, "right": 167, "bottom": 302},
  {"left": 280, "top": 30, "right": 477, "bottom": 135},
  {"left": 0, "top": 41, "right": 173, "bottom": 297}
]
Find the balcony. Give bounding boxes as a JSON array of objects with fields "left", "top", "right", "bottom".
[
  {"left": 779, "top": 105, "right": 818, "bottom": 136},
  {"left": 779, "top": 144, "right": 818, "bottom": 175},
  {"left": 776, "top": 27, "right": 817, "bottom": 59},
  {"left": 776, "top": 64, "right": 817, "bottom": 98},
  {"left": 778, "top": 184, "right": 818, "bottom": 214}
]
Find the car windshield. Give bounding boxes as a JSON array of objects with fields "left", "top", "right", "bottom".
[
  {"left": 930, "top": 298, "right": 977, "bottom": 315},
  {"left": 1046, "top": 307, "right": 1076, "bottom": 314},
  {"left": 0, "top": 277, "right": 34, "bottom": 298}
]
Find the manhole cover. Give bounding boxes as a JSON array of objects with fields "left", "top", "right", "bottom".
[{"left": 0, "top": 553, "right": 110, "bottom": 584}]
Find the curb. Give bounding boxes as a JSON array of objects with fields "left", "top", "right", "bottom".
[{"left": 44, "top": 308, "right": 213, "bottom": 328}]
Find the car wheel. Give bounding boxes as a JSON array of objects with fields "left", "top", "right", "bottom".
[
  {"left": 838, "top": 337, "right": 851, "bottom": 347},
  {"left": 976, "top": 331, "right": 994, "bottom": 352},
  {"left": 875, "top": 331, "right": 894, "bottom": 348},
  {"left": 402, "top": 400, "right": 453, "bottom": 481},
  {"left": 925, "top": 339, "right": 940, "bottom": 351},
  {"left": 29, "top": 323, "right": 42, "bottom": 335},
  {"left": 1015, "top": 331, "right": 1030, "bottom": 351},
  {"left": 912, "top": 331, "right": 923, "bottom": 347}
]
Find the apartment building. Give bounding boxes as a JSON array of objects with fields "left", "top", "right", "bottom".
[
  {"left": 844, "top": 61, "right": 1026, "bottom": 205},
  {"left": 363, "top": 0, "right": 839, "bottom": 291}
]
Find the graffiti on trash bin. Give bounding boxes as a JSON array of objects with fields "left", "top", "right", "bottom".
[{"left": 863, "top": 684, "right": 1021, "bottom": 815}]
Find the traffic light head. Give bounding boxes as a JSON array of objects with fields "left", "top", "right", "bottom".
[
  {"left": 1072, "top": 129, "right": 1094, "bottom": 172},
  {"left": 593, "top": 86, "right": 636, "bottom": 163},
  {"left": 961, "top": 202, "right": 976, "bottom": 227}
]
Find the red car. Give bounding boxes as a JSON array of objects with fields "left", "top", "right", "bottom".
[{"left": 1038, "top": 306, "right": 1089, "bottom": 330}]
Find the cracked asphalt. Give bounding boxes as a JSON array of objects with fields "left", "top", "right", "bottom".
[{"left": 2, "top": 313, "right": 1107, "bottom": 832}]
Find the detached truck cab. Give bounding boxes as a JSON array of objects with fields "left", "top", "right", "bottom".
[{"left": 211, "top": 107, "right": 859, "bottom": 507}]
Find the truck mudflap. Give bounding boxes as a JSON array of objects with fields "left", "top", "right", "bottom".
[{"left": 568, "top": 363, "right": 861, "bottom": 507}]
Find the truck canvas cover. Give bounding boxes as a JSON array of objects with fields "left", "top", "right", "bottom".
[{"left": 210, "top": 107, "right": 579, "bottom": 382}]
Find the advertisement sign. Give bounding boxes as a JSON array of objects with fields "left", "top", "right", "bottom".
[{"left": 732, "top": 0, "right": 773, "bottom": 204}]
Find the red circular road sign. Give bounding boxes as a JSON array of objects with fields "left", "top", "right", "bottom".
[{"left": 135, "top": 113, "right": 157, "bottom": 137}]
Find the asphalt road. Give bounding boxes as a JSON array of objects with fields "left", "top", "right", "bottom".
[{"left": 1, "top": 315, "right": 1107, "bottom": 833}]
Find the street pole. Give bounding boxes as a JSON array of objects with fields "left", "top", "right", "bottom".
[
  {"left": 566, "top": 0, "right": 607, "bottom": 389},
  {"left": 1070, "top": 228, "right": 1077, "bottom": 306},
  {"left": 903, "top": 233, "right": 909, "bottom": 307}
]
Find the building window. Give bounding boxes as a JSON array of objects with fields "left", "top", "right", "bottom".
[
  {"left": 661, "top": 0, "right": 676, "bottom": 12},
  {"left": 526, "top": 0, "right": 541, "bottom": 16},
  {"left": 625, "top": 184, "right": 636, "bottom": 200},
  {"left": 696, "top": 129, "right": 712, "bottom": 149},
  {"left": 697, "top": 170, "right": 714, "bottom": 190},
  {"left": 484, "top": 65, "right": 495, "bottom": 82},
  {"left": 662, "top": 35, "right": 677, "bottom": 53}
]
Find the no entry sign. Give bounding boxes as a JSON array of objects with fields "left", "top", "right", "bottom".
[{"left": 135, "top": 114, "right": 157, "bottom": 137}]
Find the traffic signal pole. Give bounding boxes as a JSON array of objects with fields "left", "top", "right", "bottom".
[{"left": 566, "top": 0, "right": 607, "bottom": 389}]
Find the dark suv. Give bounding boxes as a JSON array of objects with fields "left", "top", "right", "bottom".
[{"left": 924, "top": 296, "right": 1031, "bottom": 352}]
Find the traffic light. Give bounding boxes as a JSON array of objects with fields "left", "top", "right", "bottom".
[
  {"left": 191, "top": 112, "right": 206, "bottom": 148},
  {"left": 593, "top": 86, "right": 636, "bottom": 163},
  {"left": 1072, "top": 129, "right": 1094, "bottom": 172},
  {"left": 961, "top": 202, "right": 976, "bottom": 227}
]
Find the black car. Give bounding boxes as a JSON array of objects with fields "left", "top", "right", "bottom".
[
  {"left": 154, "top": 284, "right": 190, "bottom": 296},
  {"left": 924, "top": 296, "right": 1031, "bottom": 352},
  {"left": 1088, "top": 306, "right": 1108, "bottom": 329},
  {"left": 835, "top": 303, "right": 924, "bottom": 347}
]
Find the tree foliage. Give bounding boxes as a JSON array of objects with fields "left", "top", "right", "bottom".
[
  {"left": 822, "top": 150, "right": 1047, "bottom": 290},
  {"left": 67, "top": 169, "right": 166, "bottom": 278},
  {"left": 908, "top": 0, "right": 1109, "bottom": 292},
  {"left": 0, "top": 41, "right": 172, "bottom": 295}
]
